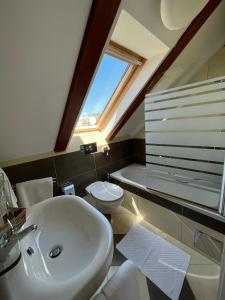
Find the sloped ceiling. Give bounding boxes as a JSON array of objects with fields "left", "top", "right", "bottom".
[
  {"left": 0, "top": 0, "right": 92, "bottom": 161},
  {"left": 116, "top": 0, "right": 225, "bottom": 138},
  {"left": 1, "top": 0, "right": 224, "bottom": 163}
]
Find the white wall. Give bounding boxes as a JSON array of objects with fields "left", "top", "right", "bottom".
[
  {"left": 0, "top": 0, "right": 92, "bottom": 162},
  {"left": 189, "top": 47, "right": 225, "bottom": 83}
]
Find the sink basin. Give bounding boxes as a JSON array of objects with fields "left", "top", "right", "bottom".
[{"left": 0, "top": 195, "right": 113, "bottom": 300}]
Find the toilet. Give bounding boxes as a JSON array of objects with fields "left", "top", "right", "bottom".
[{"left": 85, "top": 181, "right": 124, "bottom": 214}]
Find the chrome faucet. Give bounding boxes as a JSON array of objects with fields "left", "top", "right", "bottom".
[
  {"left": 0, "top": 222, "right": 38, "bottom": 262},
  {"left": 0, "top": 174, "right": 38, "bottom": 264}
]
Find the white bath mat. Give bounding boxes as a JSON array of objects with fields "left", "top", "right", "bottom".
[{"left": 116, "top": 224, "right": 190, "bottom": 300}]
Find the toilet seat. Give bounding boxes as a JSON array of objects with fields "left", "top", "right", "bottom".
[{"left": 88, "top": 181, "right": 123, "bottom": 202}]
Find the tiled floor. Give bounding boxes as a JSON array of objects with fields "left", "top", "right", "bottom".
[
  {"left": 91, "top": 206, "right": 220, "bottom": 300},
  {"left": 89, "top": 207, "right": 220, "bottom": 300}
]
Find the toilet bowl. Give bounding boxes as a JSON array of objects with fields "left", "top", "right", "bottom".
[{"left": 85, "top": 181, "right": 124, "bottom": 214}]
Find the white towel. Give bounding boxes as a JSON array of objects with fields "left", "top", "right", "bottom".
[
  {"left": 16, "top": 177, "right": 53, "bottom": 207},
  {"left": 0, "top": 168, "right": 18, "bottom": 207},
  {"left": 116, "top": 225, "right": 190, "bottom": 300},
  {"left": 102, "top": 261, "right": 150, "bottom": 300}
]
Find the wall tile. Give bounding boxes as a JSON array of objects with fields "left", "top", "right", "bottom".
[
  {"left": 122, "top": 191, "right": 140, "bottom": 215},
  {"left": 138, "top": 189, "right": 182, "bottom": 215},
  {"left": 68, "top": 170, "right": 97, "bottom": 197},
  {"left": 121, "top": 188, "right": 225, "bottom": 264},
  {"left": 135, "top": 195, "right": 182, "bottom": 240},
  {"left": 4, "top": 157, "right": 56, "bottom": 184},
  {"left": 96, "top": 161, "right": 124, "bottom": 182},
  {"left": 180, "top": 215, "right": 224, "bottom": 262},
  {"left": 180, "top": 215, "right": 224, "bottom": 243},
  {"left": 54, "top": 151, "right": 95, "bottom": 183},
  {"left": 182, "top": 207, "right": 225, "bottom": 235},
  {"left": 133, "top": 155, "right": 145, "bottom": 165},
  {"left": 3, "top": 140, "right": 134, "bottom": 201},
  {"left": 111, "top": 208, "right": 141, "bottom": 234},
  {"left": 120, "top": 139, "right": 133, "bottom": 158},
  {"left": 132, "top": 139, "right": 146, "bottom": 165},
  {"left": 131, "top": 139, "right": 145, "bottom": 157},
  {"left": 96, "top": 157, "right": 133, "bottom": 181},
  {"left": 94, "top": 142, "right": 122, "bottom": 169}
]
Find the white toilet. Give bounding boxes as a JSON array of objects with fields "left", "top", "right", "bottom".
[{"left": 85, "top": 181, "right": 124, "bottom": 214}]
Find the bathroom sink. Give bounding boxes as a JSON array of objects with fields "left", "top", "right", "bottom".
[{"left": 1, "top": 195, "right": 113, "bottom": 300}]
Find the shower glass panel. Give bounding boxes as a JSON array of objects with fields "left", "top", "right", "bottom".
[{"left": 144, "top": 76, "right": 225, "bottom": 212}]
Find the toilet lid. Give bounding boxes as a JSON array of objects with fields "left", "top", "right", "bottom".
[{"left": 90, "top": 181, "right": 123, "bottom": 202}]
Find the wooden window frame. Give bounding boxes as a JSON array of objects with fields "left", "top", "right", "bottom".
[{"left": 75, "top": 41, "right": 145, "bottom": 134}]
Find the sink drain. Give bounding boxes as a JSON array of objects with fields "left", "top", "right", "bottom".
[{"left": 49, "top": 246, "right": 62, "bottom": 258}]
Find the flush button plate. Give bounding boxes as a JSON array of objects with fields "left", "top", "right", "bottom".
[{"left": 80, "top": 142, "right": 97, "bottom": 154}]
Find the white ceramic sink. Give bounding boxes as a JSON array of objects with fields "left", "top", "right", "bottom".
[{"left": 1, "top": 195, "right": 113, "bottom": 300}]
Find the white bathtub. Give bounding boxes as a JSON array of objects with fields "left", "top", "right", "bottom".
[{"left": 111, "top": 164, "right": 221, "bottom": 211}]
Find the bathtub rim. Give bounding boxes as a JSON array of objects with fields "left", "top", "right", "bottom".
[{"left": 110, "top": 163, "right": 225, "bottom": 226}]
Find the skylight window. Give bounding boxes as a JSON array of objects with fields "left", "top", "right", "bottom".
[
  {"left": 76, "top": 54, "right": 129, "bottom": 128},
  {"left": 75, "top": 42, "right": 145, "bottom": 132}
]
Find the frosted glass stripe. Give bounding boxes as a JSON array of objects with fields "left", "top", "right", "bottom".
[
  {"left": 146, "top": 156, "right": 223, "bottom": 174},
  {"left": 145, "top": 102, "right": 225, "bottom": 120},
  {"left": 146, "top": 169, "right": 220, "bottom": 208},
  {"left": 146, "top": 132, "right": 225, "bottom": 148},
  {"left": 145, "top": 91, "right": 225, "bottom": 111},
  {"left": 146, "top": 76, "right": 225, "bottom": 97},
  {"left": 146, "top": 145, "right": 225, "bottom": 162},
  {"left": 147, "top": 163, "right": 222, "bottom": 185},
  {"left": 145, "top": 76, "right": 225, "bottom": 209},
  {"left": 145, "top": 116, "right": 225, "bottom": 131},
  {"left": 145, "top": 81, "right": 225, "bottom": 103}
]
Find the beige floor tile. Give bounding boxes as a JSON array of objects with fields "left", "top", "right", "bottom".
[{"left": 186, "top": 264, "right": 220, "bottom": 300}]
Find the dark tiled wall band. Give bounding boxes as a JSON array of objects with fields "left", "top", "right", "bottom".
[
  {"left": 3, "top": 138, "right": 225, "bottom": 233},
  {"left": 4, "top": 139, "right": 144, "bottom": 197}
]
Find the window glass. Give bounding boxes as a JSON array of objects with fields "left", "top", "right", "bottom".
[{"left": 76, "top": 54, "right": 129, "bottom": 128}]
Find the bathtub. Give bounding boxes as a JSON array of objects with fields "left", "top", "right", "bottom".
[{"left": 111, "top": 163, "right": 222, "bottom": 215}]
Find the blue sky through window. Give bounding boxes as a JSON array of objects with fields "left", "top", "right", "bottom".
[{"left": 77, "top": 54, "right": 129, "bottom": 127}]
